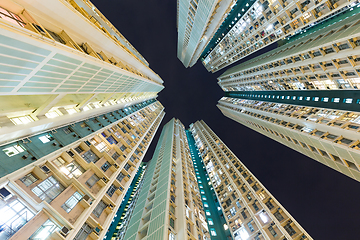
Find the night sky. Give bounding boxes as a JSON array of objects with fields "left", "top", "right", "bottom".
[{"left": 91, "top": 1, "right": 359, "bottom": 239}]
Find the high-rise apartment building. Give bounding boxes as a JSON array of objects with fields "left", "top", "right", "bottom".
[
  {"left": 124, "top": 118, "right": 311, "bottom": 240},
  {"left": 0, "top": 0, "right": 164, "bottom": 139},
  {"left": 217, "top": 9, "right": 360, "bottom": 92},
  {"left": 0, "top": 0, "right": 167, "bottom": 239},
  {"left": 201, "top": 0, "right": 357, "bottom": 72},
  {"left": 190, "top": 120, "right": 313, "bottom": 240},
  {"left": 124, "top": 119, "right": 211, "bottom": 240},
  {"left": 0, "top": 100, "right": 165, "bottom": 240},
  {"left": 177, "top": 0, "right": 237, "bottom": 68},
  {"left": 105, "top": 162, "right": 148, "bottom": 240},
  {"left": 217, "top": 9, "right": 360, "bottom": 181}
]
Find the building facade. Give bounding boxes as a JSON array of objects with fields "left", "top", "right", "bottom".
[
  {"left": 123, "top": 119, "right": 210, "bottom": 240},
  {"left": 0, "top": 1, "right": 168, "bottom": 239},
  {"left": 0, "top": 0, "right": 164, "bottom": 141},
  {"left": 0, "top": 100, "right": 165, "bottom": 240},
  {"left": 177, "top": 0, "right": 237, "bottom": 68},
  {"left": 190, "top": 120, "right": 313, "bottom": 240},
  {"left": 216, "top": 9, "right": 360, "bottom": 181},
  {"left": 201, "top": 0, "right": 358, "bottom": 72},
  {"left": 123, "top": 118, "right": 312, "bottom": 240},
  {"left": 105, "top": 162, "right": 148, "bottom": 240},
  {"left": 217, "top": 10, "right": 360, "bottom": 92}
]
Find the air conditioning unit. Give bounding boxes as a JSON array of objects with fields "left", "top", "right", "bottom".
[
  {"left": 109, "top": 204, "right": 114, "bottom": 209},
  {"left": 113, "top": 164, "right": 119, "bottom": 169},
  {"left": 41, "top": 165, "right": 51, "bottom": 174},
  {"left": 60, "top": 226, "right": 69, "bottom": 237},
  {"left": 102, "top": 177, "right": 108, "bottom": 183}
]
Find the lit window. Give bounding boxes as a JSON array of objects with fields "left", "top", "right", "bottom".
[
  {"left": 58, "top": 160, "right": 85, "bottom": 179},
  {"left": 260, "top": 211, "right": 269, "bottom": 223},
  {"left": 210, "top": 228, "right": 217, "bottom": 236},
  {"left": 230, "top": 207, "right": 237, "bottom": 216},
  {"left": 83, "top": 105, "right": 92, "bottom": 111},
  {"left": 32, "top": 176, "right": 65, "bottom": 203},
  {"left": 3, "top": 144, "right": 25, "bottom": 157},
  {"left": 303, "top": 12, "right": 311, "bottom": 19},
  {"left": 29, "top": 219, "right": 59, "bottom": 240},
  {"left": 0, "top": 7, "right": 25, "bottom": 27},
  {"left": 93, "top": 102, "right": 102, "bottom": 108},
  {"left": 313, "top": 97, "right": 319, "bottom": 101},
  {"left": 20, "top": 173, "right": 38, "bottom": 187},
  {"left": 204, "top": 202, "right": 209, "bottom": 208},
  {"left": 206, "top": 210, "right": 211, "bottom": 216},
  {"left": 0, "top": 196, "right": 35, "bottom": 239},
  {"left": 61, "top": 191, "right": 83, "bottom": 213},
  {"left": 208, "top": 218, "right": 214, "bottom": 225},
  {"left": 344, "top": 98, "right": 353, "bottom": 104},
  {"left": 238, "top": 227, "right": 250, "bottom": 239},
  {"left": 224, "top": 224, "right": 228, "bottom": 230},
  {"left": 322, "top": 97, "right": 329, "bottom": 102},
  {"left": 65, "top": 107, "right": 78, "bottom": 114},
  {"left": 45, "top": 110, "right": 61, "bottom": 118},
  {"left": 306, "top": 97, "right": 310, "bottom": 101},
  {"left": 333, "top": 98, "right": 340, "bottom": 103},
  {"left": 169, "top": 232, "right": 175, "bottom": 240},
  {"left": 10, "top": 116, "right": 34, "bottom": 125},
  {"left": 39, "top": 134, "right": 53, "bottom": 143}
]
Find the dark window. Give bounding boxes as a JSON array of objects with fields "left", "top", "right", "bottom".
[
  {"left": 112, "top": 152, "right": 120, "bottom": 160},
  {"left": 284, "top": 224, "right": 296, "bottom": 236},
  {"left": 93, "top": 201, "right": 107, "bottom": 218},
  {"left": 274, "top": 211, "right": 284, "bottom": 221},
  {"left": 106, "top": 185, "right": 117, "bottom": 197},
  {"left": 81, "top": 150, "right": 99, "bottom": 163},
  {"left": 265, "top": 200, "right": 274, "bottom": 209},
  {"left": 101, "top": 161, "right": 111, "bottom": 172},
  {"left": 85, "top": 174, "right": 99, "bottom": 188},
  {"left": 268, "top": 226, "right": 277, "bottom": 236}
]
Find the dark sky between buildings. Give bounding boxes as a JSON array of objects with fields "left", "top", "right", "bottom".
[{"left": 91, "top": 1, "right": 359, "bottom": 239}]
